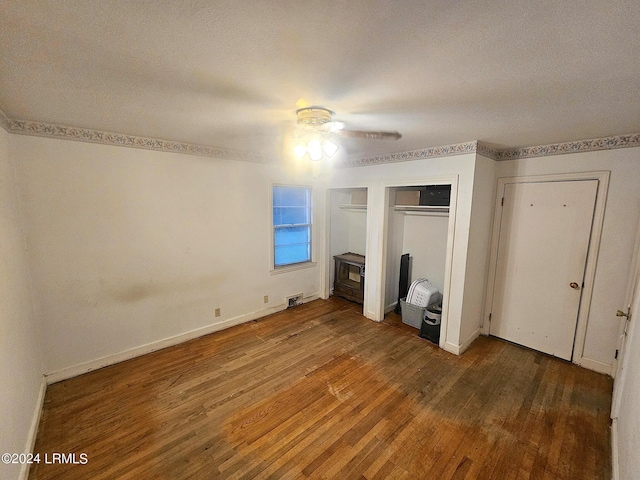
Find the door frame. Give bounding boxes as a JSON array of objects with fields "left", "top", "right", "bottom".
[
  {"left": 321, "top": 183, "right": 371, "bottom": 306},
  {"left": 377, "top": 175, "right": 459, "bottom": 349},
  {"left": 482, "top": 171, "right": 610, "bottom": 368}
]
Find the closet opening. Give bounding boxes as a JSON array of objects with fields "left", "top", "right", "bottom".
[
  {"left": 328, "top": 187, "right": 368, "bottom": 314},
  {"left": 384, "top": 184, "right": 452, "bottom": 346}
]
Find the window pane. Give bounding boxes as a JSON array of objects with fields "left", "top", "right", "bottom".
[
  {"left": 273, "top": 187, "right": 309, "bottom": 207},
  {"left": 275, "top": 226, "right": 310, "bottom": 246},
  {"left": 273, "top": 206, "right": 308, "bottom": 226},
  {"left": 273, "top": 186, "right": 308, "bottom": 207},
  {"left": 273, "top": 207, "right": 301, "bottom": 226},
  {"left": 272, "top": 207, "right": 282, "bottom": 226},
  {"left": 275, "top": 244, "right": 310, "bottom": 266}
]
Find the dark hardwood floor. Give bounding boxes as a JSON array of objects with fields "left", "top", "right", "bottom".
[{"left": 29, "top": 297, "right": 613, "bottom": 479}]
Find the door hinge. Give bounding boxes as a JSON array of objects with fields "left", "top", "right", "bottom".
[
  {"left": 488, "top": 313, "right": 492, "bottom": 321},
  {"left": 501, "top": 197, "right": 504, "bottom": 207},
  {"left": 615, "top": 349, "right": 619, "bottom": 360}
]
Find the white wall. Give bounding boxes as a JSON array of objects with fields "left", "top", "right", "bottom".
[
  {"left": 347, "top": 211, "right": 367, "bottom": 255},
  {"left": 460, "top": 154, "right": 497, "bottom": 347},
  {"left": 329, "top": 190, "right": 367, "bottom": 257},
  {"left": 496, "top": 147, "right": 640, "bottom": 370},
  {"left": 329, "top": 190, "right": 350, "bottom": 290},
  {"left": 12, "top": 135, "right": 320, "bottom": 378},
  {"left": 0, "top": 129, "right": 44, "bottom": 480},
  {"left": 402, "top": 214, "right": 448, "bottom": 290}
]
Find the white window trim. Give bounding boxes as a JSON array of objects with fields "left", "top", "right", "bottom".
[
  {"left": 270, "top": 183, "right": 316, "bottom": 274},
  {"left": 270, "top": 260, "right": 317, "bottom": 275}
]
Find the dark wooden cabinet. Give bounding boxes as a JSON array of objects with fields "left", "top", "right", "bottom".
[{"left": 333, "top": 253, "right": 365, "bottom": 304}]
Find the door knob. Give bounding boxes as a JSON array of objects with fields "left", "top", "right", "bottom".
[
  {"left": 617, "top": 309, "right": 630, "bottom": 319},
  {"left": 569, "top": 282, "right": 580, "bottom": 290}
]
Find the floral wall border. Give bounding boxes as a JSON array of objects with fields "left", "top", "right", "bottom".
[
  {"left": 0, "top": 114, "right": 275, "bottom": 164},
  {"left": 342, "top": 133, "right": 640, "bottom": 167},
  {"left": 338, "top": 141, "right": 480, "bottom": 167},
  {"left": 494, "top": 133, "right": 640, "bottom": 160},
  {"left": 1, "top": 108, "right": 638, "bottom": 165}
]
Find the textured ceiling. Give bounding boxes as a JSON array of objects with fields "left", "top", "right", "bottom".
[{"left": 1, "top": 1, "right": 639, "bottom": 161}]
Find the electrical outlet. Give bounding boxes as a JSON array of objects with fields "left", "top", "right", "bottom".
[
  {"left": 263, "top": 295, "right": 269, "bottom": 304},
  {"left": 215, "top": 308, "right": 221, "bottom": 317}
]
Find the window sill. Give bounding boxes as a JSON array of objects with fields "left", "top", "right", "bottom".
[{"left": 271, "top": 261, "right": 317, "bottom": 275}]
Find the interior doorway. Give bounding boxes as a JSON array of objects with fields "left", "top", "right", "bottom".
[
  {"left": 383, "top": 181, "right": 456, "bottom": 348},
  {"left": 327, "top": 187, "right": 368, "bottom": 313}
]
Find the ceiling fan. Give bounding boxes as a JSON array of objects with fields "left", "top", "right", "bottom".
[
  {"left": 292, "top": 106, "right": 402, "bottom": 160},
  {"left": 296, "top": 106, "right": 402, "bottom": 140}
]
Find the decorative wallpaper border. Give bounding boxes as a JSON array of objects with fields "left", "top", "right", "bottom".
[
  {"left": 494, "top": 133, "right": 640, "bottom": 160},
  {"left": 340, "top": 141, "right": 480, "bottom": 167},
  {"left": 1, "top": 108, "right": 638, "bottom": 164},
  {"left": 345, "top": 133, "right": 640, "bottom": 167},
  {"left": 1, "top": 116, "right": 275, "bottom": 164},
  {"left": 476, "top": 142, "right": 499, "bottom": 159}
]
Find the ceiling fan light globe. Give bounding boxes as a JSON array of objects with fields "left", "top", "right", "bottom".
[
  {"left": 293, "top": 144, "right": 307, "bottom": 158},
  {"left": 307, "top": 140, "right": 323, "bottom": 161},
  {"left": 309, "top": 150, "right": 323, "bottom": 161},
  {"left": 322, "top": 140, "right": 339, "bottom": 157}
]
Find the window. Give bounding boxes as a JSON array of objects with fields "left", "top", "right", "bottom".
[{"left": 273, "top": 185, "right": 312, "bottom": 268}]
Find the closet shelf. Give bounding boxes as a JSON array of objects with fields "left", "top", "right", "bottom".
[
  {"left": 338, "top": 204, "right": 449, "bottom": 215},
  {"left": 338, "top": 204, "right": 367, "bottom": 211},
  {"left": 394, "top": 205, "right": 449, "bottom": 215}
]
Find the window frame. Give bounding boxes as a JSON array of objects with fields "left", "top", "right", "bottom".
[{"left": 271, "top": 184, "right": 315, "bottom": 273}]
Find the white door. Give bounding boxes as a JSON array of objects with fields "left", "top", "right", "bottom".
[
  {"left": 490, "top": 180, "right": 598, "bottom": 360},
  {"left": 611, "top": 220, "right": 640, "bottom": 418}
]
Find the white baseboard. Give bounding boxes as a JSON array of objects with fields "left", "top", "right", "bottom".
[
  {"left": 20, "top": 376, "right": 47, "bottom": 480},
  {"left": 442, "top": 341, "right": 460, "bottom": 355},
  {"left": 577, "top": 356, "right": 612, "bottom": 375},
  {"left": 611, "top": 418, "right": 619, "bottom": 480},
  {"left": 459, "top": 328, "right": 480, "bottom": 354},
  {"left": 442, "top": 328, "right": 480, "bottom": 356},
  {"left": 302, "top": 293, "right": 320, "bottom": 304},
  {"left": 45, "top": 296, "right": 319, "bottom": 384}
]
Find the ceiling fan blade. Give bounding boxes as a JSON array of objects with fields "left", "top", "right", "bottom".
[{"left": 334, "top": 129, "right": 402, "bottom": 140}]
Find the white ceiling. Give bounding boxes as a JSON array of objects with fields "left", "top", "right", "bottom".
[{"left": 1, "top": 1, "right": 639, "bottom": 161}]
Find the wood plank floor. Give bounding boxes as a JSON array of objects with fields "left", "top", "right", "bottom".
[{"left": 29, "top": 297, "right": 613, "bottom": 479}]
